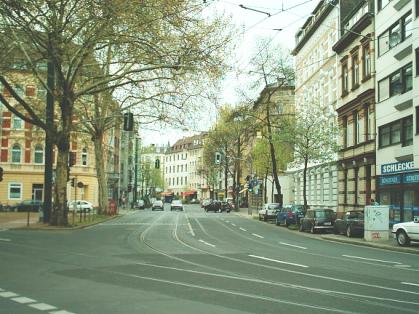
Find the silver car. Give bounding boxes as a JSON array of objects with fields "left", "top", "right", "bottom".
[{"left": 152, "top": 200, "right": 164, "bottom": 211}]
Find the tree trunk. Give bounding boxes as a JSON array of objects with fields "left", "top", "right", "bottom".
[
  {"left": 303, "top": 157, "right": 308, "bottom": 211},
  {"left": 264, "top": 173, "right": 268, "bottom": 204},
  {"left": 93, "top": 132, "right": 109, "bottom": 215}
]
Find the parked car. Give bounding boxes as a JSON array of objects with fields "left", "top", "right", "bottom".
[
  {"left": 152, "top": 200, "right": 164, "bottom": 211},
  {"left": 299, "top": 209, "right": 335, "bottom": 233},
  {"left": 220, "top": 201, "right": 232, "bottom": 213},
  {"left": 170, "top": 200, "right": 184, "bottom": 211},
  {"left": 276, "top": 205, "right": 305, "bottom": 226},
  {"left": 201, "top": 199, "right": 211, "bottom": 208},
  {"left": 258, "top": 203, "right": 281, "bottom": 221},
  {"left": 392, "top": 219, "right": 419, "bottom": 246},
  {"left": 334, "top": 211, "right": 364, "bottom": 237},
  {"left": 68, "top": 200, "right": 93, "bottom": 212},
  {"left": 134, "top": 200, "right": 145, "bottom": 210},
  {"left": 10, "top": 200, "right": 43, "bottom": 212},
  {"left": 204, "top": 200, "right": 228, "bottom": 212}
]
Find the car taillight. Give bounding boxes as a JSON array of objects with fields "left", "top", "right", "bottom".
[{"left": 287, "top": 212, "right": 293, "bottom": 218}]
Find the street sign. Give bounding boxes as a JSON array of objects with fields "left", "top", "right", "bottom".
[{"left": 77, "top": 181, "right": 84, "bottom": 188}]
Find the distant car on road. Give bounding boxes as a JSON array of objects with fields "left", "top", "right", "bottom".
[
  {"left": 334, "top": 211, "right": 364, "bottom": 237},
  {"left": 152, "top": 200, "right": 164, "bottom": 211},
  {"left": 134, "top": 200, "right": 145, "bottom": 210},
  {"left": 276, "top": 205, "right": 305, "bottom": 226},
  {"left": 10, "top": 200, "right": 43, "bottom": 212},
  {"left": 68, "top": 200, "right": 93, "bottom": 212},
  {"left": 299, "top": 209, "right": 335, "bottom": 234},
  {"left": 392, "top": 219, "right": 419, "bottom": 246},
  {"left": 258, "top": 203, "right": 281, "bottom": 221},
  {"left": 170, "top": 200, "right": 184, "bottom": 211}
]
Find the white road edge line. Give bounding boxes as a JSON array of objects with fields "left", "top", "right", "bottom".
[
  {"left": 251, "top": 233, "right": 264, "bottom": 239},
  {"left": 342, "top": 254, "right": 402, "bottom": 264},
  {"left": 401, "top": 282, "right": 419, "bottom": 287},
  {"left": 239, "top": 227, "right": 247, "bottom": 232},
  {"left": 198, "top": 239, "right": 215, "bottom": 247},
  {"left": 0, "top": 238, "right": 11, "bottom": 242},
  {"left": 279, "top": 242, "right": 307, "bottom": 250},
  {"left": 249, "top": 254, "right": 309, "bottom": 268}
]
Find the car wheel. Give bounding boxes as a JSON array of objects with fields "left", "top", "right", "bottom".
[
  {"left": 263, "top": 215, "right": 267, "bottom": 222},
  {"left": 346, "top": 225, "right": 352, "bottom": 238},
  {"left": 285, "top": 220, "right": 290, "bottom": 227},
  {"left": 310, "top": 225, "right": 316, "bottom": 234},
  {"left": 276, "top": 218, "right": 280, "bottom": 226},
  {"left": 396, "top": 230, "right": 410, "bottom": 246},
  {"left": 258, "top": 214, "right": 262, "bottom": 221},
  {"left": 333, "top": 225, "right": 339, "bottom": 235},
  {"left": 299, "top": 223, "right": 304, "bottom": 232}
]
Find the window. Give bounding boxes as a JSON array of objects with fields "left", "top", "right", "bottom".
[
  {"left": 417, "top": 0, "right": 419, "bottom": 16},
  {"left": 378, "top": 78, "right": 389, "bottom": 102},
  {"left": 81, "top": 148, "right": 88, "bottom": 166},
  {"left": 378, "top": 0, "right": 391, "bottom": 11},
  {"left": 34, "top": 144, "right": 43, "bottom": 164},
  {"left": 342, "top": 63, "right": 349, "bottom": 95},
  {"left": 416, "top": 107, "right": 419, "bottom": 134},
  {"left": 378, "top": 12, "right": 413, "bottom": 56},
  {"left": 352, "top": 53, "right": 359, "bottom": 88},
  {"left": 367, "top": 106, "right": 374, "bottom": 141},
  {"left": 362, "top": 44, "right": 371, "bottom": 79},
  {"left": 354, "top": 168, "right": 359, "bottom": 205},
  {"left": 8, "top": 183, "right": 22, "bottom": 200},
  {"left": 401, "top": 116, "right": 413, "bottom": 147},
  {"left": 346, "top": 116, "right": 353, "bottom": 147},
  {"left": 379, "top": 63, "right": 413, "bottom": 101},
  {"left": 379, "top": 121, "right": 400, "bottom": 147},
  {"left": 11, "top": 144, "right": 21, "bottom": 163},
  {"left": 390, "top": 71, "right": 402, "bottom": 96},
  {"left": 416, "top": 48, "right": 419, "bottom": 76},
  {"left": 356, "top": 111, "right": 364, "bottom": 144},
  {"left": 12, "top": 115, "right": 23, "bottom": 129}
]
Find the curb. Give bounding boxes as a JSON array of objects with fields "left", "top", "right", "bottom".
[
  {"left": 12, "top": 214, "right": 121, "bottom": 231},
  {"left": 320, "top": 235, "right": 419, "bottom": 255}
]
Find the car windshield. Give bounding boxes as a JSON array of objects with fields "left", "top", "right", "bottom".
[
  {"left": 267, "top": 204, "right": 280, "bottom": 209},
  {"left": 172, "top": 200, "right": 181, "bottom": 204},
  {"left": 316, "top": 210, "right": 334, "bottom": 218},
  {"left": 348, "top": 211, "right": 364, "bottom": 218}
]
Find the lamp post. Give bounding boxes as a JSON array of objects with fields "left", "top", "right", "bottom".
[{"left": 133, "top": 136, "right": 139, "bottom": 206}]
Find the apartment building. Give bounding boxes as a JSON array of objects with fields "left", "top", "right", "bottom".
[
  {"left": 291, "top": 0, "right": 340, "bottom": 210},
  {"left": 333, "top": 0, "right": 377, "bottom": 214},
  {"left": 139, "top": 143, "right": 166, "bottom": 198},
  {"left": 375, "top": 0, "right": 419, "bottom": 224}
]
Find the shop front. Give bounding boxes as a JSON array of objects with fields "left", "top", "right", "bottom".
[{"left": 377, "top": 162, "right": 419, "bottom": 226}]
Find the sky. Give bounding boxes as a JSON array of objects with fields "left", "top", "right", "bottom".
[{"left": 141, "top": 0, "right": 319, "bottom": 146}]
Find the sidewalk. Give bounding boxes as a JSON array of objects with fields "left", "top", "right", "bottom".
[{"left": 233, "top": 207, "right": 419, "bottom": 254}]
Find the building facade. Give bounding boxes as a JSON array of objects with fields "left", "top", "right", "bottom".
[
  {"left": 375, "top": 0, "right": 419, "bottom": 224},
  {"left": 333, "top": 0, "right": 377, "bottom": 214},
  {"left": 139, "top": 143, "right": 166, "bottom": 199},
  {"left": 291, "top": 0, "right": 340, "bottom": 210}
]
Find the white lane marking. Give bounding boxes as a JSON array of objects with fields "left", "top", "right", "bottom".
[
  {"left": 29, "top": 303, "right": 57, "bottom": 310},
  {"left": 239, "top": 227, "right": 247, "bottom": 232},
  {"left": 249, "top": 254, "right": 309, "bottom": 268},
  {"left": 394, "top": 264, "right": 411, "bottom": 268},
  {"left": 0, "top": 238, "right": 11, "bottom": 242},
  {"left": 251, "top": 233, "right": 264, "bottom": 239},
  {"left": 342, "top": 254, "right": 402, "bottom": 265},
  {"left": 401, "top": 282, "right": 419, "bottom": 287},
  {"left": 231, "top": 223, "right": 236, "bottom": 227},
  {"left": 0, "top": 228, "right": 8, "bottom": 232},
  {"left": 279, "top": 242, "right": 307, "bottom": 250},
  {"left": 11, "top": 296, "right": 36, "bottom": 304},
  {"left": 198, "top": 239, "right": 215, "bottom": 247},
  {"left": 185, "top": 215, "right": 195, "bottom": 237},
  {"left": 225, "top": 220, "right": 230, "bottom": 223},
  {"left": 0, "top": 291, "right": 18, "bottom": 297},
  {"left": 50, "top": 311, "right": 75, "bottom": 314}
]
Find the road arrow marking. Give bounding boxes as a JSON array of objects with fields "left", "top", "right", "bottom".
[
  {"left": 279, "top": 242, "right": 307, "bottom": 250},
  {"left": 249, "top": 255, "right": 308, "bottom": 268},
  {"left": 251, "top": 233, "right": 264, "bottom": 239},
  {"left": 199, "top": 239, "right": 215, "bottom": 247}
]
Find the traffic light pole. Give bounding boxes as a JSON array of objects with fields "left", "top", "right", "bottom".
[{"left": 133, "top": 136, "right": 139, "bottom": 206}]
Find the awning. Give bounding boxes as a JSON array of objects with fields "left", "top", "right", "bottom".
[
  {"left": 182, "top": 190, "right": 197, "bottom": 196},
  {"left": 161, "top": 191, "right": 174, "bottom": 196}
]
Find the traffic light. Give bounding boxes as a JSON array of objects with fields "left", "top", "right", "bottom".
[
  {"left": 69, "top": 152, "right": 76, "bottom": 167},
  {"left": 0, "top": 166, "right": 3, "bottom": 182},
  {"left": 155, "top": 159, "right": 160, "bottom": 169},
  {"left": 215, "top": 152, "right": 221, "bottom": 164},
  {"left": 70, "top": 178, "right": 75, "bottom": 187},
  {"left": 123, "top": 112, "right": 134, "bottom": 131}
]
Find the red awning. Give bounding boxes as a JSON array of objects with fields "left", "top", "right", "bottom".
[
  {"left": 182, "top": 190, "right": 197, "bottom": 196},
  {"left": 161, "top": 191, "right": 174, "bottom": 196}
]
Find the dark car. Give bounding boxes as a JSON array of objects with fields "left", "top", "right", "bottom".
[
  {"left": 10, "top": 200, "right": 43, "bottom": 212},
  {"left": 334, "top": 211, "right": 364, "bottom": 237},
  {"left": 299, "top": 209, "right": 336, "bottom": 234},
  {"left": 220, "top": 201, "right": 232, "bottom": 213},
  {"left": 276, "top": 205, "right": 305, "bottom": 226},
  {"left": 204, "top": 200, "right": 222, "bottom": 212}
]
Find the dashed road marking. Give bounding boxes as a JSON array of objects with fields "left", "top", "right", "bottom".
[
  {"left": 239, "top": 227, "right": 247, "bottom": 232},
  {"left": 231, "top": 223, "right": 236, "bottom": 227},
  {"left": 199, "top": 239, "right": 216, "bottom": 247},
  {"left": 185, "top": 215, "right": 195, "bottom": 237},
  {"left": 11, "top": 296, "right": 36, "bottom": 304},
  {"left": 0, "top": 238, "right": 11, "bottom": 242},
  {"left": 29, "top": 303, "right": 57, "bottom": 311},
  {"left": 342, "top": 255, "right": 402, "bottom": 264},
  {"left": 0, "top": 291, "right": 18, "bottom": 298},
  {"left": 401, "top": 282, "right": 419, "bottom": 287},
  {"left": 50, "top": 311, "right": 75, "bottom": 314},
  {"left": 249, "top": 254, "right": 309, "bottom": 268},
  {"left": 251, "top": 233, "right": 264, "bottom": 239},
  {"left": 279, "top": 242, "right": 307, "bottom": 250}
]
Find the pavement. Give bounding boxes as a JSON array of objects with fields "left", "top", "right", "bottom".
[{"left": 233, "top": 206, "right": 419, "bottom": 254}]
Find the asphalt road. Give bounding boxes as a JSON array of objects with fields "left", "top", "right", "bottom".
[{"left": 1, "top": 204, "right": 419, "bottom": 314}]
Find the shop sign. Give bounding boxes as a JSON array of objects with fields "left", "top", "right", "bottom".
[
  {"left": 378, "top": 175, "right": 401, "bottom": 185},
  {"left": 381, "top": 161, "right": 415, "bottom": 174},
  {"left": 403, "top": 172, "right": 419, "bottom": 184}
]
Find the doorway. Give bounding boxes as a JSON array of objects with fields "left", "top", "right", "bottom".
[{"left": 32, "top": 184, "right": 44, "bottom": 201}]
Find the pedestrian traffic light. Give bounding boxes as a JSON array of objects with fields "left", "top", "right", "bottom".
[
  {"left": 69, "top": 152, "right": 76, "bottom": 167},
  {"left": 0, "top": 166, "right": 3, "bottom": 182},
  {"left": 215, "top": 152, "right": 221, "bottom": 164},
  {"left": 123, "top": 112, "right": 134, "bottom": 131},
  {"left": 70, "top": 178, "right": 75, "bottom": 187},
  {"left": 155, "top": 159, "right": 160, "bottom": 169}
]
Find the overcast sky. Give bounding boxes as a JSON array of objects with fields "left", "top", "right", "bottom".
[{"left": 141, "top": 0, "right": 318, "bottom": 146}]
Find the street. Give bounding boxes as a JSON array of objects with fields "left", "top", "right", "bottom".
[{"left": 1, "top": 204, "right": 419, "bottom": 314}]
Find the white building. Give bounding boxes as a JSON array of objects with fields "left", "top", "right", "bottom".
[{"left": 374, "top": 0, "right": 419, "bottom": 224}]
